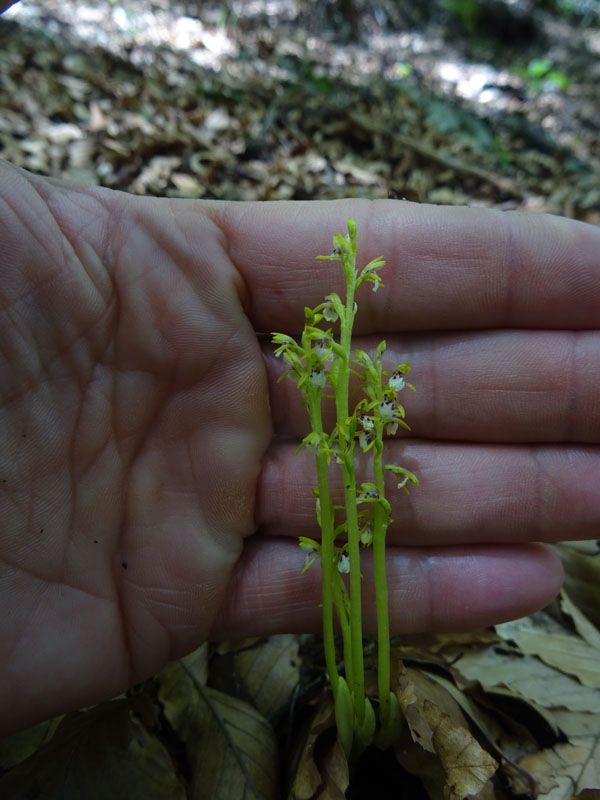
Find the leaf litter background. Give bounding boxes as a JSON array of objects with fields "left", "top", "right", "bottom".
[{"left": 1, "top": 1, "right": 600, "bottom": 797}]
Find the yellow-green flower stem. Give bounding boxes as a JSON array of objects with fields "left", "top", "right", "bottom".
[
  {"left": 372, "top": 429, "right": 392, "bottom": 725},
  {"left": 307, "top": 393, "right": 340, "bottom": 696},
  {"left": 272, "top": 220, "right": 417, "bottom": 757},
  {"left": 332, "top": 571, "right": 354, "bottom": 693},
  {"left": 336, "top": 258, "right": 366, "bottom": 725}
]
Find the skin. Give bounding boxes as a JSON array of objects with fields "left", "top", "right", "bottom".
[{"left": 1, "top": 158, "right": 599, "bottom": 735}]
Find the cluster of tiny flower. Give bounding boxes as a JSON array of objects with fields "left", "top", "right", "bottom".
[
  {"left": 272, "top": 221, "right": 419, "bottom": 756},
  {"left": 355, "top": 363, "right": 413, "bottom": 452},
  {"left": 300, "top": 536, "right": 352, "bottom": 575}
]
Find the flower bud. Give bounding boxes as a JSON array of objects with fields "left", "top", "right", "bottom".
[{"left": 360, "top": 525, "right": 373, "bottom": 546}]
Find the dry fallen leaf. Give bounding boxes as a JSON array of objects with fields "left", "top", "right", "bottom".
[
  {"left": 158, "top": 657, "right": 278, "bottom": 800},
  {"left": 422, "top": 700, "right": 498, "bottom": 800},
  {"left": 553, "top": 543, "right": 600, "bottom": 630},
  {"left": 288, "top": 692, "right": 347, "bottom": 800},
  {"left": 0, "top": 698, "right": 186, "bottom": 800},
  {"left": 0, "top": 716, "right": 63, "bottom": 772},
  {"left": 316, "top": 737, "right": 350, "bottom": 800},
  {"left": 393, "top": 666, "right": 497, "bottom": 799},
  {"left": 514, "top": 737, "right": 600, "bottom": 800},
  {"left": 210, "top": 634, "right": 301, "bottom": 723},
  {"left": 496, "top": 612, "right": 600, "bottom": 689},
  {"left": 423, "top": 670, "right": 537, "bottom": 765},
  {"left": 450, "top": 644, "right": 600, "bottom": 713},
  {"left": 560, "top": 591, "right": 600, "bottom": 651}
]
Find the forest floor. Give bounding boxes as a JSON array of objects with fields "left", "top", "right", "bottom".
[
  {"left": 1, "top": 1, "right": 600, "bottom": 798},
  {"left": 1, "top": 0, "right": 600, "bottom": 217}
]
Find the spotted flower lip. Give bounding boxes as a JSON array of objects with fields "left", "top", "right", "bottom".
[
  {"left": 379, "top": 399, "right": 396, "bottom": 419},
  {"left": 358, "top": 412, "right": 374, "bottom": 431},
  {"left": 357, "top": 483, "right": 379, "bottom": 502},
  {"left": 357, "top": 429, "right": 373, "bottom": 451},
  {"left": 309, "top": 368, "right": 326, "bottom": 389},
  {"left": 337, "top": 553, "right": 350, "bottom": 573},
  {"left": 313, "top": 338, "right": 332, "bottom": 361},
  {"left": 388, "top": 371, "right": 406, "bottom": 391}
]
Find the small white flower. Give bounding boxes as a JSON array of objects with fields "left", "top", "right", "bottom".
[
  {"left": 358, "top": 413, "right": 374, "bottom": 431},
  {"left": 385, "top": 422, "right": 398, "bottom": 436},
  {"left": 309, "top": 368, "right": 326, "bottom": 389},
  {"left": 357, "top": 430, "right": 372, "bottom": 451},
  {"left": 360, "top": 525, "right": 373, "bottom": 546},
  {"left": 358, "top": 487, "right": 378, "bottom": 502},
  {"left": 370, "top": 273, "right": 382, "bottom": 292},
  {"left": 323, "top": 304, "right": 338, "bottom": 322},
  {"left": 379, "top": 399, "right": 395, "bottom": 419},
  {"left": 389, "top": 371, "right": 405, "bottom": 391},
  {"left": 337, "top": 553, "right": 350, "bottom": 574},
  {"left": 313, "top": 338, "right": 331, "bottom": 361},
  {"left": 397, "top": 475, "right": 409, "bottom": 489}
]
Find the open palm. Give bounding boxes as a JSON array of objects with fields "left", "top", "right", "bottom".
[
  {"left": 0, "top": 163, "right": 272, "bottom": 733},
  {"left": 2, "top": 160, "right": 599, "bottom": 735}
]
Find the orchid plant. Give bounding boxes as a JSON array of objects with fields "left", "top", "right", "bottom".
[{"left": 272, "top": 219, "right": 418, "bottom": 759}]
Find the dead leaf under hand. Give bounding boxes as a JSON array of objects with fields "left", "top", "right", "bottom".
[{"left": 158, "top": 659, "right": 278, "bottom": 800}]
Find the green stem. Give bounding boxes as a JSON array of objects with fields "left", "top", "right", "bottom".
[
  {"left": 372, "top": 431, "right": 392, "bottom": 722},
  {"left": 308, "top": 394, "right": 339, "bottom": 695},
  {"left": 336, "top": 273, "right": 365, "bottom": 724},
  {"left": 332, "top": 572, "right": 354, "bottom": 692}
]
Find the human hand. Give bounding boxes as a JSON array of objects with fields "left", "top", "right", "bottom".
[{"left": 1, "top": 160, "right": 598, "bottom": 734}]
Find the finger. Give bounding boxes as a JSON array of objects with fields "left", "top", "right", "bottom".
[
  {"left": 256, "top": 440, "right": 600, "bottom": 545},
  {"left": 264, "top": 329, "right": 600, "bottom": 443},
  {"left": 211, "top": 539, "right": 563, "bottom": 639},
  {"left": 211, "top": 199, "right": 600, "bottom": 332}
]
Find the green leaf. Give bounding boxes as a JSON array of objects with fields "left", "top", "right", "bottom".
[
  {"left": 547, "top": 70, "right": 569, "bottom": 91},
  {"left": 333, "top": 678, "right": 354, "bottom": 761},
  {"left": 527, "top": 58, "right": 552, "bottom": 78},
  {"left": 352, "top": 698, "right": 376, "bottom": 757},
  {"left": 374, "top": 691, "right": 404, "bottom": 750}
]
